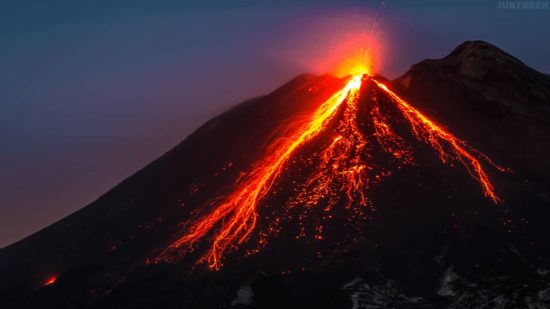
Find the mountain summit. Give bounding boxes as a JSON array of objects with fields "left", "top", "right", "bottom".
[{"left": 1, "top": 41, "right": 550, "bottom": 308}]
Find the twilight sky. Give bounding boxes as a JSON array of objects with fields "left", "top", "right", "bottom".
[{"left": 1, "top": 0, "right": 549, "bottom": 247}]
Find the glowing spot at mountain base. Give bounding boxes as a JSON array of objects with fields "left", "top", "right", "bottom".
[{"left": 43, "top": 276, "right": 57, "bottom": 286}]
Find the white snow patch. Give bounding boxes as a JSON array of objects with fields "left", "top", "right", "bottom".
[
  {"left": 231, "top": 284, "right": 254, "bottom": 306},
  {"left": 438, "top": 266, "right": 458, "bottom": 297}
]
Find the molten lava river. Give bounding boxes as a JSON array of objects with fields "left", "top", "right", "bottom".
[{"left": 155, "top": 74, "right": 507, "bottom": 270}]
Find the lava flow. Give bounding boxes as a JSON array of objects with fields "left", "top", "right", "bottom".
[
  {"left": 156, "top": 70, "right": 506, "bottom": 270},
  {"left": 373, "top": 80, "right": 508, "bottom": 203},
  {"left": 156, "top": 75, "right": 363, "bottom": 269}
]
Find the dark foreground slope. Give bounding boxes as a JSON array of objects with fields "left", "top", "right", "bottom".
[{"left": 1, "top": 41, "right": 550, "bottom": 308}]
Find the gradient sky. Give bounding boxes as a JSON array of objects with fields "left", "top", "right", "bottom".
[{"left": 1, "top": 0, "right": 549, "bottom": 247}]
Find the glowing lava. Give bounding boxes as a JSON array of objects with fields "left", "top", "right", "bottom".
[
  {"left": 43, "top": 276, "right": 57, "bottom": 286},
  {"left": 334, "top": 47, "right": 375, "bottom": 77},
  {"left": 156, "top": 70, "right": 506, "bottom": 270}
]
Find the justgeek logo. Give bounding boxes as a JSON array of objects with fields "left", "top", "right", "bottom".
[{"left": 496, "top": 1, "right": 549, "bottom": 9}]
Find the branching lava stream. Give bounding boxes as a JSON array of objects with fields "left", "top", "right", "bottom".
[{"left": 155, "top": 74, "right": 506, "bottom": 270}]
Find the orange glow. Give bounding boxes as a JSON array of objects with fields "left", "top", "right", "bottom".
[
  {"left": 156, "top": 71, "right": 506, "bottom": 270},
  {"left": 43, "top": 276, "right": 57, "bottom": 286},
  {"left": 277, "top": 14, "right": 384, "bottom": 78},
  {"left": 326, "top": 36, "right": 381, "bottom": 78},
  {"left": 334, "top": 47, "right": 375, "bottom": 77}
]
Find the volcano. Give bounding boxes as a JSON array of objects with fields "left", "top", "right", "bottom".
[{"left": 1, "top": 41, "right": 550, "bottom": 308}]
